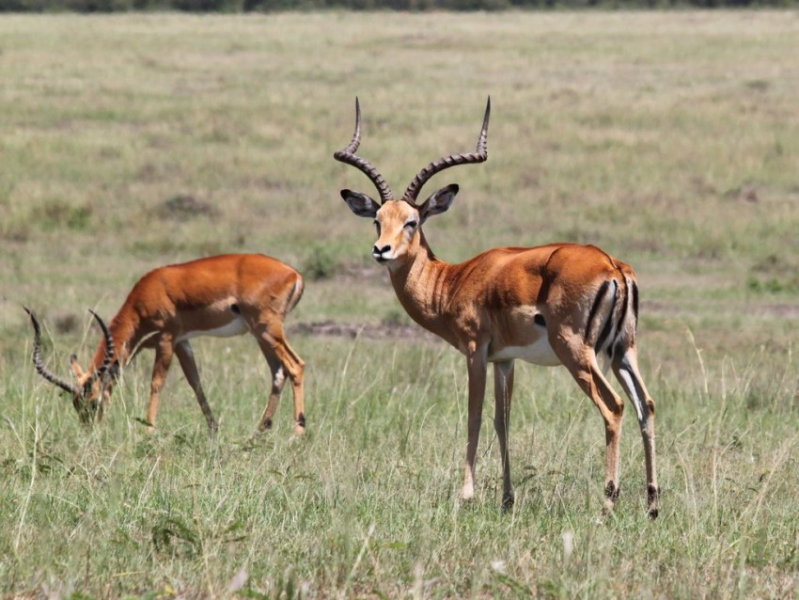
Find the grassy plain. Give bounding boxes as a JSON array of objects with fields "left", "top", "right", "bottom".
[{"left": 1, "top": 10, "right": 799, "bottom": 599}]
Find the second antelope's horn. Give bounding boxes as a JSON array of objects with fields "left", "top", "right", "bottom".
[{"left": 24, "top": 307, "right": 80, "bottom": 396}]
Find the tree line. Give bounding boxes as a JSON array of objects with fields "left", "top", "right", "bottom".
[{"left": 2, "top": 0, "right": 795, "bottom": 15}]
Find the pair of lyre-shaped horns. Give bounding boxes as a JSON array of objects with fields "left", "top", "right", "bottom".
[
  {"left": 334, "top": 97, "right": 491, "bottom": 205},
  {"left": 25, "top": 307, "right": 115, "bottom": 396}
]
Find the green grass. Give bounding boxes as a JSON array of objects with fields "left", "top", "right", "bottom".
[{"left": 1, "top": 10, "right": 799, "bottom": 598}]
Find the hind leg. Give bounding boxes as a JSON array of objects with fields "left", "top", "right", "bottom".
[
  {"left": 556, "top": 344, "right": 625, "bottom": 512},
  {"left": 252, "top": 323, "right": 306, "bottom": 436},
  {"left": 613, "top": 347, "right": 658, "bottom": 518}
]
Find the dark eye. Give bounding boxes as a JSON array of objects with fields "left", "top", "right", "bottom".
[
  {"left": 404, "top": 220, "right": 417, "bottom": 230},
  {"left": 374, "top": 220, "right": 381, "bottom": 235}
]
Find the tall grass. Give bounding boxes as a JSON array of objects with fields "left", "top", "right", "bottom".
[{"left": 1, "top": 11, "right": 798, "bottom": 598}]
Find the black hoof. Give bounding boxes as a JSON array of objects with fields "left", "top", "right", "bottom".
[
  {"left": 647, "top": 484, "right": 659, "bottom": 519},
  {"left": 605, "top": 481, "right": 620, "bottom": 503}
]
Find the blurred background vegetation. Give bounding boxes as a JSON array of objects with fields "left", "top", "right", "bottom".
[{"left": 3, "top": 0, "right": 798, "bottom": 15}]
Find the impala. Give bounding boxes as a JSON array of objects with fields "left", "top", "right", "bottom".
[
  {"left": 26, "top": 253, "right": 306, "bottom": 436},
  {"left": 334, "top": 99, "right": 658, "bottom": 517}
]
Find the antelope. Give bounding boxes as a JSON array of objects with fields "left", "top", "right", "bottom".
[
  {"left": 334, "top": 99, "right": 659, "bottom": 518},
  {"left": 25, "top": 253, "right": 306, "bottom": 436}
]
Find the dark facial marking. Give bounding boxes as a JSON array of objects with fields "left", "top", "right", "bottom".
[{"left": 534, "top": 314, "right": 546, "bottom": 328}]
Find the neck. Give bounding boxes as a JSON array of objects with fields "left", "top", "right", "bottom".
[
  {"left": 387, "top": 229, "right": 458, "bottom": 346},
  {"left": 88, "top": 305, "right": 139, "bottom": 374}
]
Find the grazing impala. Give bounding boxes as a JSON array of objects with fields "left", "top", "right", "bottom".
[
  {"left": 334, "top": 99, "right": 658, "bottom": 517},
  {"left": 26, "top": 253, "right": 306, "bottom": 436}
]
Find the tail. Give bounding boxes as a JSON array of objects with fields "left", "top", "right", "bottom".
[
  {"left": 283, "top": 272, "right": 305, "bottom": 317},
  {"left": 585, "top": 267, "right": 639, "bottom": 360}
]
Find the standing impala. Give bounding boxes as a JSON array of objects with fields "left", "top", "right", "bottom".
[
  {"left": 26, "top": 253, "right": 306, "bottom": 436},
  {"left": 334, "top": 99, "right": 658, "bottom": 518}
]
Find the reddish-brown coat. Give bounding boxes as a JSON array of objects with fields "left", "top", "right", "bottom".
[{"left": 32, "top": 254, "right": 306, "bottom": 436}]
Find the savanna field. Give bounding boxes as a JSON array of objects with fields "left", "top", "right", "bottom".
[{"left": 1, "top": 10, "right": 799, "bottom": 598}]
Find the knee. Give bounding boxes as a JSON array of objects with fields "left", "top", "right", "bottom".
[
  {"left": 605, "top": 393, "right": 624, "bottom": 419},
  {"left": 612, "top": 397, "right": 625, "bottom": 417},
  {"left": 289, "top": 360, "right": 305, "bottom": 385}
]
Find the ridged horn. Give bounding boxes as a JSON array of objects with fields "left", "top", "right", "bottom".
[
  {"left": 87, "top": 309, "right": 115, "bottom": 383},
  {"left": 24, "top": 307, "right": 80, "bottom": 396},
  {"left": 401, "top": 97, "right": 491, "bottom": 205},
  {"left": 334, "top": 97, "right": 395, "bottom": 204}
]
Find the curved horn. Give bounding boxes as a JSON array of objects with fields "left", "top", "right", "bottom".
[
  {"left": 87, "top": 309, "right": 115, "bottom": 382},
  {"left": 333, "top": 97, "right": 395, "bottom": 204},
  {"left": 402, "top": 96, "right": 491, "bottom": 205},
  {"left": 24, "top": 307, "right": 80, "bottom": 396}
]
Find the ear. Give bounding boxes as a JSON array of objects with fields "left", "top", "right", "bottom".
[
  {"left": 70, "top": 354, "right": 85, "bottom": 379},
  {"left": 341, "top": 189, "right": 380, "bottom": 219},
  {"left": 418, "top": 184, "right": 459, "bottom": 223}
]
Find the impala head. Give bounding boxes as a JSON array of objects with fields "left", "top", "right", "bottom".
[
  {"left": 25, "top": 308, "right": 116, "bottom": 425},
  {"left": 336, "top": 97, "right": 490, "bottom": 267}
]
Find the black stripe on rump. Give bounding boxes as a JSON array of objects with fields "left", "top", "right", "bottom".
[
  {"left": 611, "top": 277, "right": 629, "bottom": 348},
  {"left": 632, "top": 281, "right": 639, "bottom": 328},
  {"left": 585, "top": 280, "right": 610, "bottom": 346},
  {"left": 595, "top": 280, "right": 618, "bottom": 353}
]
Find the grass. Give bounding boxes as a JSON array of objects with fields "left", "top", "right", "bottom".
[{"left": 1, "top": 9, "right": 799, "bottom": 599}]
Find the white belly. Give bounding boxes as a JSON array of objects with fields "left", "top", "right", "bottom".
[
  {"left": 176, "top": 317, "right": 249, "bottom": 343},
  {"left": 488, "top": 337, "right": 561, "bottom": 366}
]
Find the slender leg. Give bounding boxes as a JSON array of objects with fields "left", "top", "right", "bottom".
[
  {"left": 462, "top": 343, "right": 488, "bottom": 502},
  {"left": 494, "top": 360, "right": 515, "bottom": 510},
  {"left": 592, "top": 365, "right": 625, "bottom": 512},
  {"left": 174, "top": 341, "right": 218, "bottom": 435},
  {"left": 613, "top": 348, "right": 659, "bottom": 518},
  {"left": 146, "top": 334, "right": 174, "bottom": 431},
  {"left": 558, "top": 346, "right": 625, "bottom": 513},
  {"left": 254, "top": 326, "right": 305, "bottom": 436},
  {"left": 255, "top": 347, "right": 288, "bottom": 430}
]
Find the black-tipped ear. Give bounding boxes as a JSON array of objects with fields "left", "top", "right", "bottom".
[
  {"left": 341, "top": 189, "right": 380, "bottom": 219},
  {"left": 418, "top": 184, "right": 459, "bottom": 223}
]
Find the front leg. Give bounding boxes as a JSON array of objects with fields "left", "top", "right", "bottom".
[
  {"left": 462, "top": 342, "right": 488, "bottom": 502},
  {"left": 494, "top": 360, "right": 515, "bottom": 510},
  {"left": 146, "top": 334, "right": 174, "bottom": 431},
  {"left": 175, "top": 341, "right": 218, "bottom": 435}
]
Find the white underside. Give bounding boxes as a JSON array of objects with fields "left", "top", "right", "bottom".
[
  {"left": 488, "top": 337, "right": 561, "bottom": 366},
  {"left": 176, "top": 317, "right": 249, "bottom": 344}
]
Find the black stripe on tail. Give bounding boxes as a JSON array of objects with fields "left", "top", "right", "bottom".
[{"left": 607, "top": 275, "right": 629, "bottom": 359}]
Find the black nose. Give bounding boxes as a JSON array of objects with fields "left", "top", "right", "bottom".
[{"left": 373, "top": 244, "right": 391, "bottom": 256}]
